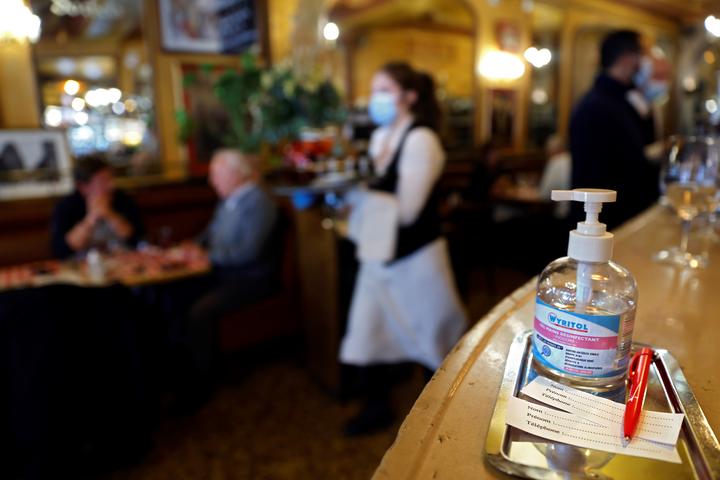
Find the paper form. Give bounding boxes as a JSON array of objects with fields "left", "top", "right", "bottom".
[
  {"left": 505, "top": 396, "right": 682, "bottom": 464},
  {"left": 521, "top": 376, "right": 684, "bottom": 446}
]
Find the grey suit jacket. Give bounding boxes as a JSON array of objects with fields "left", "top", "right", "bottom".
[{"left": 202, "top": 184, "right": 278, "bottom": 277}]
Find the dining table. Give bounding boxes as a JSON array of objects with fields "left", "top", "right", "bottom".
[
  {"left": 1, "top": 244, "right": 210, "bottom": 478},
  {"left": 0, "top": 244, "right": 210, "bottom": 292}
]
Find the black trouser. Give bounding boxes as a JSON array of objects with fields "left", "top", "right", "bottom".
[
  {"left": 354, "top": 363, "right": 435, "bottom": 405},
  {"left": 185, "top": 275, "right": 274, "bottom": 378}
]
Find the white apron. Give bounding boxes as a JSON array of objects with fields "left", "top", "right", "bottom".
[{"left": 339, "top": 237, "right": 467, "bottom": 370}]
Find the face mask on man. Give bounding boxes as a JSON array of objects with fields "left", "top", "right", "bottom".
[
  {"left": 368, "top": 92, "right": 399, "bottom": 126},
  {"left": 633, "top": 56, "right": 669, "bottom": 102}
]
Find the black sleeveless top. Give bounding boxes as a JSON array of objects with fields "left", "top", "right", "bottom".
[{"left": 369, "top": 122, "right": 442, "bottom": 262}]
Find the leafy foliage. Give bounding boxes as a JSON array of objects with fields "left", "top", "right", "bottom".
[{"left": 178, "top": 53, "right": 345, "bottom": 155}]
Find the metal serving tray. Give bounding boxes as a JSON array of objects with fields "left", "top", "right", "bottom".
[{"left": 485, "top": 331, "right": 720, "bottom": 479}]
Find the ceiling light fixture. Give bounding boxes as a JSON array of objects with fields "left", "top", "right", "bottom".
[
  {"left": 524, "top": 47, "right": 552, "bottom": 68},
  {"left": 0, "top": 0, "right": 41, "bottom": 44},
  {"left": 705, "top": 15, "right": 720, "bottom": 37},
  {"left": 323, "top": 22, "right": 340, "bottom": 41},
  {"left": 478, "top": 51, "right": 526, "bottom": 81}
]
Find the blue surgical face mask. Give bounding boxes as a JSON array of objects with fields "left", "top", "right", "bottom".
[
  {"left": 633, "top": 57, "right": 652, "bottom": 89},
  {"left": 368, "top": 92, "right": 398, "bottom": 126},
  {"left": 633, "top": 57, "right": 669, "bottom": 102},
  {"left": 643, "top": 81, "right": 669, "bottom": 102}
]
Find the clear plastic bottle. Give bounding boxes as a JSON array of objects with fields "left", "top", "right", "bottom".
[{"left": 531, "top": 189, "right": 638, "bottom": 392}]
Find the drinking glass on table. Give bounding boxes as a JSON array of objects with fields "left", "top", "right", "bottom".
[{"left": 654, "top": 136, "right": 720, "bottom": 268}]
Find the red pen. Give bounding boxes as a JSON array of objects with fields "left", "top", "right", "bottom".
[{"left": 623, "top": 347, "right": 655, "bottom": 443}]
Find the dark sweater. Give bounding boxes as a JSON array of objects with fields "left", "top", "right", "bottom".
[
  {"left": 569, "top": 73, "right": 659, "bottom": 229},
  {"left": 50, "top": 190, "right": 145, "bottom": 259}
]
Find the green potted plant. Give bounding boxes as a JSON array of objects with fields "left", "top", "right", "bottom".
[{"left": 177, "top": 53, "right": 345, "bottom": 169}]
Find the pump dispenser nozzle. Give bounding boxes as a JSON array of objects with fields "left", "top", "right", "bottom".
[{"left": 552, "top": 188, "right": 617, "bottom": 263}]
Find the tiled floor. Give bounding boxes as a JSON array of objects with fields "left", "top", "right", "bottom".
[
  {"left": 105, "top": 267, "right": 531, "bottom": 480},
  {"left": 106, "top": 355, "right": 426, "bottom": 480}
]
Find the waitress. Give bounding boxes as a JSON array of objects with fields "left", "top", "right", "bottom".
[{"left": 341, "top": 62, "right": 467, "bottom": 435}]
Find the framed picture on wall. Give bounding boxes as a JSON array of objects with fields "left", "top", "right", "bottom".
[
  {"left": 0, "top": 130, "right": 73, "bottom": 201},
  {"left": 175, "top": 63, "right": 233, "bottom": 177},
  {"left": 159, "top": 0, "right": 259, "bottom": 54}
]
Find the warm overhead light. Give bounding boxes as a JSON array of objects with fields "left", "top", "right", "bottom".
[
  {"left": 478, "top": 51, "right": 526, "bottom": 80},
  {"left": 108, "top": 87, "right": 122, "bottom": 103},
  {"left": 706, "top": 99, "right": 718, "bottom": 114},
  {"left": 706, "top": 15, "right": 720, "bottom": 37},
  {"left": 124, "top": 98, "right": 138, "bottom": 113},
  {"left": 524, "top": 47, "right": 552, "bottom": 68},
  {"left": 323, "top": 22, "right": 340, "bottom": 41},
  {"left": 682, "top": 76, "right": 697, "bottom": 92},
  {"left": 0, "top": 0, "right": 41, "bottom": 43},
  {"left": 704, "top": 50, "right": 716, "bottom": 65},
  {"left": 85, "top": 88, "right": 113, "bottom": 107},
  {"left": 531, "top": 88, "right": 548, "bottom": 105},
  {"left": 123, "top": 131, "right": 143, "bottom": 146},
  {"left": 104, "top": 119, "right": 123, "bottom": 142},
  {"left": 122, "top": 120, "right": 146, "bottom": 146},
  {"left": 73, "top": 111, "right": 89, "bottom": 126},
  {"left": 71, "top": 97, "right": 86, "bottom": 111},
  {"left": 44, "top": 106, "right": 63, "bottom": 127},
  {"left": 63, "top": 79, "right": 80, "bottom": 96}
]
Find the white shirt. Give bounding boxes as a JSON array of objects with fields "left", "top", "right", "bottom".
[
  {"left": 538, "top": 152, "right": 571, "bottom": 218},
  {"left": 368, "top": 117, "right": 445, "bottom": 226}
]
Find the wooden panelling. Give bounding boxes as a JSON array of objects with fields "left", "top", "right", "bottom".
[
  {"left": 294, "top": 207, "right": 344, "bottom": 392},
  {"left": 0, "top": 181, "right": 217, "bottom": 266}
]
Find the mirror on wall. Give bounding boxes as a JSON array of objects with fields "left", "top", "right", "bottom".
[
  {"left": 30, "top": 0, "right": 160, "bottom": 177},
  {"left": 526, "top": 2, "right": 562, "bottom": 150},
  {"left": 677, "top": 26, "right": 720, "bottom": 133}
]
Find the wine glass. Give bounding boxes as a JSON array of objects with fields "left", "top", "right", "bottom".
[{"left": 654, "top": 136, "right": 720, "bottom": 268}]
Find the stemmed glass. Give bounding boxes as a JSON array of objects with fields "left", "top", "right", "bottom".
[{"left": 654, "top": 136, "right": 720, "bottom": 268}]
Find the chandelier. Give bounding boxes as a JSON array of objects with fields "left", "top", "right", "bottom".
[{"left": 0, "top": 0, "right": 41, "bottom": 44}]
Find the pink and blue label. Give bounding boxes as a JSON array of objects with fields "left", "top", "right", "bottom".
[{"left": 532, "top": 299, "right": 625, "bottom": 378}]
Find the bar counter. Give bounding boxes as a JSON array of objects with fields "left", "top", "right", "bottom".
[{"left": 374, "top": 205, "right": 720, "bottom": 479}]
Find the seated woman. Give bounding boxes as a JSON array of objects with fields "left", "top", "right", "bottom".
[{"left": 50, "top": 155, "right": 144, "bottom": 259}]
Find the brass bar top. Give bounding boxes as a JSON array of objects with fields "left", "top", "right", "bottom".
[{"left": 374, "top": 206, "right": 720, "bottom": 479}]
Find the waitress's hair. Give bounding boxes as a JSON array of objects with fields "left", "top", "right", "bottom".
[{"left": 379, "top": 62, "right": 442, "bottom": 132}]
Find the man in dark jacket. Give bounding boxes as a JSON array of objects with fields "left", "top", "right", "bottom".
[{"left": 569, "top": 30, "right": 660, "bottom": 229}]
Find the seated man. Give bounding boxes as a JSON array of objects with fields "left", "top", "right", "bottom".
[
  {"left": 51, "top": 155, "right": 144, "bottom": 259},
  {"left": 200, "top": 149, "right": 279, "bottom": 282},
  {"left": 181, "top": 149, "right": 279, "bottom": 397}
]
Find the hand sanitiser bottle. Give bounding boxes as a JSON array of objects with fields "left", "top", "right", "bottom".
[{"left": 532, "top": 189, "right": 638, "bottom": 391}]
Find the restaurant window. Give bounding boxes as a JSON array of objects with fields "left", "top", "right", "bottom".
[{"left": 30, "top": 0, "right": 160, "bottom": 177}]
